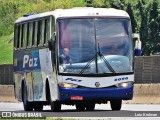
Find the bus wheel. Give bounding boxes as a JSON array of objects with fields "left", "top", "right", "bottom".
[
  {"left": 22, "top": 86, "right": 33, "bottom": 111},
  {"left": 34, "top": 103, "right": 43, "bottom": 111},
  {"left": 86, "top": 103, "right": 95, "bottom": 111},
  {"left": 110, "top": 100, "right": 122, "bottom": 111},
  {"left": 76, "top": 104, "right": 85, "bottom": 111},
  {"left": 51, "top": 101, "right": 61, "bottom": 112}
]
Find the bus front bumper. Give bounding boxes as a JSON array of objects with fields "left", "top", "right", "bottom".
[{"left": 58, "top": 85, "right": 134, "bottom": 102}]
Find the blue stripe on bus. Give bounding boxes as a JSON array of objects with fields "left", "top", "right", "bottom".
[{"left": 14, "top": 50, "right": 41, "bottom": 72}]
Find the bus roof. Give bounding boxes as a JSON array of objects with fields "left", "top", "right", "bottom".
[{"left": 15, "top": 7, "right": 130, "bottom": 23}]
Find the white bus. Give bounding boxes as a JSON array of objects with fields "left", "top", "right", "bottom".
[{"left": 13, "top": 7, "right": 141, "bottom": 111}]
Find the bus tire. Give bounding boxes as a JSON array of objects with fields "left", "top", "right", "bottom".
[
  {"left": 46, "top": 80, "right": 51, "bottom": 102},
  {"left": 110, "top": 100, "right": 122, "bottom": 111},
  {"left": 86, "top": 103, "right": 95, "bottom": 111},
  {"left": 76, "top": 104, "right": 85, "bottom": 111},
  {"left": 22, "top": 85, "right": 33, "bottom": 111},
  {"left": 34, "top": 103, "right": 43, "bottom": 111},
  {"left": 51, "top": 101, "right": 61, "bottom": 112}
]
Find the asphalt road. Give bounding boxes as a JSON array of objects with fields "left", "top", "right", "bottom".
[{"left": 0, "top": 102, "right": 160, "bottom": 117}]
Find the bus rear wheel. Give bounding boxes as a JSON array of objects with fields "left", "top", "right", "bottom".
[
  {"left": 86, "top": 103, "right": 95, "bottom": 111},
  {"left": 110, "top": 100, "right": 122, "bottom": 111},
  {"left": 76, "top": 104, "right": 85, "bottom": 111},
  {"left": 34, "top": 103, "right": 43, "bottom": 111},
  {"left": 51, "top": 101, "right": 61, "bottom": 112},
  {"left": 22, "top": 86, "right": 33, "bottom": 111}
]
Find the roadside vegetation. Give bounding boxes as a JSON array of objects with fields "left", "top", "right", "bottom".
[{"left": 0, "top": 0, "right": 160, "bottom": 64}]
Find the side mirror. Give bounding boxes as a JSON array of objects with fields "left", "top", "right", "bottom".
[
  {"left": 132, "top": 33, "right": 142, "bottom": 56},
  {"left": 48, "top": 39, "right": 55, "bottom": 51},
  {"left": 48, "top": 32, "right": 56, "bottom": 51},
  {"left": 132, "top": 33, "right": 139, "bottom": 41}
]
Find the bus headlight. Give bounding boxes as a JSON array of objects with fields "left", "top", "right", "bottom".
[
  {"left": 59, "top": 82, "right": 78, "bottom": 88},
  {"left": 116, "top": 81, "right": 133, "bottom": 88}
]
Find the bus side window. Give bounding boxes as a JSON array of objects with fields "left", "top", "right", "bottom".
[
  {"left": 33, "top": 21, "right": 38, "bottom": 47},
  {"left": 23, "top": 23, "right": 27, "bottom": 48},
  {"left": 21, "top": 24, "right": 24, "bottom": 48},
  {"left": 37, "top": 20, "right": 40, "bottom": 46},
  {"left": 28, "top": 22, "right": 33, "bottom": 48},
  {"left": 18, "top": 25, "right": 22, "bottom": 48},
  {"left": 44, "top": 19, "right": 47, "bottom": 45},
  {"left": 37, "top": 20, "right": 45, "bottom": 46},
  {"left": 45, "top": 18, "right": 51, "bottom": 45},
  {"left": 41, "top": 20, "right": 45, "bottom": 46},
  {"left": 26, "top": 23, "right": 29, "bottom": 48},
  {"left": 14, "top": 24, "right": 19, "bottom": 49},
  {"left": 21, "top": 23, "right": 27, "bottom": 48}
]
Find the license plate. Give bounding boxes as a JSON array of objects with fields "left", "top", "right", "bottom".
[{"left": 70, "top": 96, "right": 83, "bottom": 100}]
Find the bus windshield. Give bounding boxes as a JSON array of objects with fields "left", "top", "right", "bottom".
[{"left": 58, "top": 18, "right": 133, "bottom": 74}]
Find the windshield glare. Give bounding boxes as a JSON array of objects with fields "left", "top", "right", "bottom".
[{"left": 58, "top": 18, "right": 133, "bottom": 74}]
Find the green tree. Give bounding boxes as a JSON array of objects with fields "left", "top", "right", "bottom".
[
  {"left": 0, "top": 1, "right": 20, "bottom": 36},
  {"left": 149, "top": 0, "right": 158, "bottom": 22},
  {"left": 136, "top": 0, "right": 150, "bottom": 55},
  {"left": 86, "top": 0, "right": 93, "bottom": 7},
  {"left": 126, "top": 3, "right": 137, "bottom": 33},
  {"left": 109, "top": 0, "right": 126, "bottom": 10},
  {"left": 91, "top": 0, "right": 110, "bottom": 8},
  {"left": 148, "top": 0, "right": 159, "bottom": 55}
]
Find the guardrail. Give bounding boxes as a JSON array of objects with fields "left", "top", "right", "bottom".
[
  {"left": 134, "top": 56, "right": 160, "bottom": 83},
  {"left": 0, "top": 64, "right": 13, "bottom": 85}
]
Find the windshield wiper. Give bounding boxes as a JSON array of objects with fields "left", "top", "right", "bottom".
[
  {"left": 79, "top": 44, "right": 116, "bottom": 74},
  {"left": 97, "top": 44, "right": 116, "bottom": 73},
  {"left": 79, "top": 53, "right": 97, "bottom": 74}
]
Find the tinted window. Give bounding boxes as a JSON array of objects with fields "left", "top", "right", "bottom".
[
  {"left": 14, "top": 24, "right": 19, "bottom": 48},
  {"left": 33, "top": 21, "right": 38, "bottom": 46},
  {"left": 45, "top": 18, "right": 51, "bottom": 44},
  {"left": 22, "top": 23, "right": 27, "bottom": 48},
  {"left": 19, "top": 24, "right": 23, "bottom": 48},
  {"left": 24, "top": 24, "right": 27, "bottom": 47},
  {"left": 39, "top": 20, "right": 45, "bottom": 46},
  {"left": 28, "top": 22, "right": 33, "bottom": 47}
]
